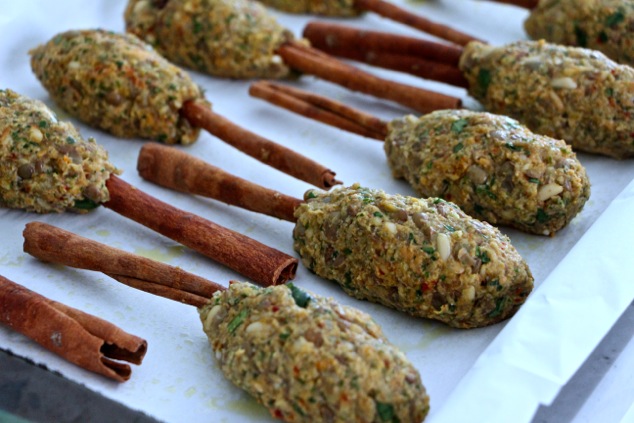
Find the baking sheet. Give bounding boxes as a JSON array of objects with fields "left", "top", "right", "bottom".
[{"left": 1, "top": 1, "right": 633, "bottom": 422}]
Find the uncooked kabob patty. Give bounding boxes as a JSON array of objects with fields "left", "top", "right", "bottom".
[
  {"left": 125, "top": 0, "right": 295, "bottom": 78},
  {"left": 135, "top": 143, "right": 534, "bottom": 328},
  {"left": 203, "top": 282, "right": 429, "bottom": 422},
  {"left": 30, "top": 29, "right": 207, "bottom": 145},
  {"left": 524, "top": 0, "right": 634, "bottom": 66},
  {"left": 459, "top": 40, "right": 634, "bottom": 159},
  {"left": 248, "top": 81, "right": 590, "bottom": 235},
  {"left": 0, "top": 89, "right": 117, "bottom": 213},
  {"left": 385, "top": 110, "right": 590, "bottom": 236},
  {"left": 258, "top": 0, "right": 360, "bottom": 16},
  {"left": 293, "top": 184, "right": 534, "bottom": 328}
]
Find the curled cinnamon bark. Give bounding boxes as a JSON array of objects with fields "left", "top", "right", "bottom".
[
  {"left": 354, "top": 0, "right": 484, "bottom": 46},
  {"left": 303, "top": 22, "right": 468, "bottom": 88},
  {"left": 249, "top": 81, "right": 388, "bottom": 140},
  {"left": 138, "top": 144, "right": 301, "bottom": 223},
  {"left": 138, "top": 143, "right": 302, "bottom": 223},
  {"left": 103, "top": 175, "right": 298, "bottom": 287},
  {"left": 304, "top": 23, "right": 469, "bottom": 88},
  {"left": 278, "top": 42, "right": 462, "bottom": 113},
  {"left": 23, "top": 222, "right": 221, "bottom": 307},
  {"left": 181, "top": 101, "right": 341, "bottom": 189},
  {"left": 0, "top": 274, "right": 147, "bottom": 382}
]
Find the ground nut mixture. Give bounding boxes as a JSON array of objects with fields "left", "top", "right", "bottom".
[
  {"left": 200, "top": 282, "right": 429, "bottom": 423},
  {"left": 258, "top": 0, "right": 361, "bottom": 16},
  {"left": 293, "top": 185, "right": 534, "bottom": 329},
  {"left": 0, "top": 89, "right": 116, "bottom": 213},
  {"left": 125, "top": 0, "right": 295, "bottom": 79},
  {"left": 385, "top": 110, "right": 590, "bottom": 236},
  {"left": 525, "top": 0, "right": 634, "bottom": 66},
  {"left": 459, "top": 40, "right": 634, "bottom": 159},
  {"left": 30, "top": 29, "right": 206, "bottom": 145}
]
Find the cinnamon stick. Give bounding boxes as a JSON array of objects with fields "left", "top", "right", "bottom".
[
  {"left": 181, "top": 101, "right": 341, "bottom": 189},
  {"left": 0, "top": 274, "right": 147, "bottom": 382},
  {"left": 354, "top": 0, "right": 484, "bottom": 46},
  {"left": 137, "top": 143, "right": 302, "bottom": 223},
  {"left": 278, "top": 42, "right": 462, "bottom": 114},
  {"left": 102, "top": 175, "right": 298, "bottom": 287},
  {"left": 303, "top": 22, "right": 470, "bottom": 88},
  {"left": 303, "top": 21, "right": 464, "bottom": 66},
  {"left": 23, "top": 222, "right": 220, "bottom": 307},
  {"left": 249, "top": 81, "right": 388, "bottom": 140}
]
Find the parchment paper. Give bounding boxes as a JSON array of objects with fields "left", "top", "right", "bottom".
[{"left": 0, "top": 1, "right": 632, "bottom": 422}]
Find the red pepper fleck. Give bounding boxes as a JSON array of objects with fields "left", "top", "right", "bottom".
[{"left": 273, "top": 409, "right": 283, "bottom": 419}]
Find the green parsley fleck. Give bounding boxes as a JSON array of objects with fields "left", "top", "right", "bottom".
[
  {"left": 376, "top": 402, "right": 398, "bottom": 423},
  {"left": 288, "top": 283, "right": 311, "bottom": 308},
  {"left": 450, "top": 118, "right": 469, "bottom": 134},
  {"left": 453, "top": 142, "right": 464, "bottom": 153},
  {"left": 605, "top": 10, "right": 625, "bottom": 27},
  {"left": 227, "top": 309, "right": 248, "bottom": 334},
  {"left": 478, "top": 68, "right": 492, "bottom": 94}
]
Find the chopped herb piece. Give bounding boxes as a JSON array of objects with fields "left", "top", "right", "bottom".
[
  {"left": 73, "top": 198, "right": 100, "bottom": 210},
  {"left": 476, "top": 246, "right": 491, "bottom": 264},
  {"left": 279, "top": 332, "right": 291, "bottom": 340},
  {"left": 450, "top": 118, "right": 469, "bottom": 134},
  {"left": 605, "top": 10, "right": 625, "bottom": 27},
  {"left": 376, "top": 402, "right": 398, "bottom": 422},
  {"left": 453, "top": 142, "right": 464, "bottom": 153},
  {"left": 536, "top": 208, "right": 550, "bottom": 223},
  {"left": 306, "top": 190, "right": 317, "bottom": 200},
  {"left": 605, "top": 87, "right": 614, "bottom": 97},
  {"left": 528, "top": 178, "right": 540, "bottom": 184},
  {"left": 38, "top": 120, "right": 48, "bottom": 128},
  {"left": 373, "top": 211, "right": 384, "bottom": 218},
  {"left": 443, "top": 224, "right": 456, "bottom": 232},
  {"left": 422, "top": 246, "right": 435, "bottom": 255},
  {"left": 227, "top": 309, "right": 248, "bottom": 334},
  {"left": 343, "top": 248, "right": 352, "bottom": 255},
  {"left": 488, "top": 296, "right": 507, "bottom": 318},
  {"left": 504, "top": 142, "right": 522, "bottom": 151},
  {"left": 477, "top": 68, "right": 492, "bottom": 94},
  {"left": 474, "top": 204, "right": 485, "bottom": 214},
  {"left": 288, "top": 283, "right": 311, "bottom": 308},
  {"left": 66, "top": 136, "right": 76, "bottom": 144}
]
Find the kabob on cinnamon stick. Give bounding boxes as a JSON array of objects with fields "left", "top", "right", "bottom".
[
  {"left": 29, "top": 29, "right": 338, "bottom": 189},
  {"left": 0, "top": 88, "right": 296, "bottom": 287},
  {"left": 0, "top": 274, "right": 147, "bottom": 382},
  {"left": 304, "top": 22, "right": 634, "bottom": 159},
  {"left": 137, "top": 143, "right": 534, "bottom": 329},
  {"left": 492, "top": 0, "right": 633, "bottom": 66},
  {"left": 24, "top": 222, "right": 430, "bottom": 423},
  {"left": 250, "top": 81, "right": 590, "bottom": 236},
  {"left": 123, "top": 0, "right": 461, "bottom": 114}
]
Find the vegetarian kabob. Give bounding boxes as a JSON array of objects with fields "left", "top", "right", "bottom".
[
  {"left": 122, "top": 0, "right": 461, "bottom": 114},
  {"left": 249, "top": 81, "right": 591, "bottom": 236},
  {"left": 29, "top": 29, "right": 338, "bottom": 189},
  {"left": 490, "top": 0, "right": 633, "bottom": 66},
  {"left": 137, "top": 142, "right": 535, "bottom": 329},
  {"left": 0, "top": 88, "right": 297, "bottom": 287},
  {"left": 24, "top": 221, "right": 431, "bottom": 423},
  {"left": 304, "top": 22, "right": 634, "bottom": 159}
]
